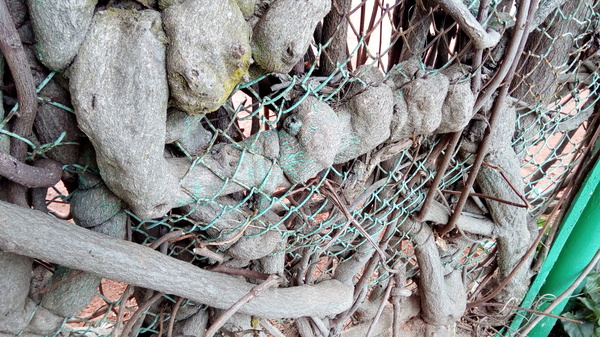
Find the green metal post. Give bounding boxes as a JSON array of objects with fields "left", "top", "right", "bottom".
[
  {"left": 527, "top": 177, "right": 600, "bottom": 336},
  {"left": 508, "top": 154, "right": 600, "bottom": 336}
]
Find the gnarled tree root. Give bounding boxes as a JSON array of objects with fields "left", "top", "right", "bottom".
[{"left": 0, "top": 201, "right": 353, "bottom": 319}]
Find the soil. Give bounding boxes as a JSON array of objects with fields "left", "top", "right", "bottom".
[{"left": 75, "top": 279, "right": 138, "bottom": 326}]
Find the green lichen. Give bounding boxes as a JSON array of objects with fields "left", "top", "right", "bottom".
[
  {"left": 218, "top": 50, "right": 252, "bottom": 106},
  {"left": 229, "top": 0, "right": 254, "bottom": 19}
]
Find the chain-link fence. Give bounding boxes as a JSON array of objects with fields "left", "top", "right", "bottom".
[{"left": 1, "top": 0, "right": 599, "bottom": 336}]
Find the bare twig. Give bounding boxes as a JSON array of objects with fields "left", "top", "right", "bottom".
[
  {"left": 260, "top": 319, "right": 287, "bottom": 337},
  {"left": 482, "top": 161, "right": 532, "bottom": 208},
  {"left": 321, "top": 179, "right": 395, "bottom": 273},
  {"left": 70, "top": 303, "right": 110, "bottom": 322},
  {"left": 0, "top": 151, "right": 62, "bottom": 187},
  {"left": 466, "top": 256, "right": 498, "bottom": 302},
  {"left": 473, "top": 0, "right": 538, "bottom": 113},
  {"left": 441, "top": 189, "right": 528, "bottom": 208},
  {"left": 194, "top": 209, "right": 258, "bottom": 248},
  {"left": 537, "top": 116, "right": 600, "bottom": 267},
  {"left": 38, "top": 270, "right": 85, "bottom": 294},
  {"left": 331, "top": 217, "right": 397, "bottom": 331},
  {"left": 296, "top": 316, "right": 317, "bottom": 337},
  {"left": 149, "top": 230, "right": 185, "bottom": 249},
  {"left": 366, "top": 278, "right": 395, "bottom": 337},
  {"left": 309, "top": 316, "right": 329, "bottom": 337},
  {"left": 415, "top": 132, "right": 461, "bottom": 222},
  {"left": 158, "top": 311, "right": 164, "bottom": 337},
  {"left": 121, "top": 291, "right": 164, "bottom": 337},
  {"left": 205, "top": 274, "right": 281, "bottom": 337},
  {"left": 206, "top": 264, "right": 270, "bottom": 281},
  {"left": 190, "top": 210, "right": 257, "bottom": 262},
  {"left": 357, "top": 139, "right": 413, "bottom": 189},
  {"left": 112, "top": 285, "right": 136, "bottom": 337},
  {"left": 471, "top": 0, "right": 492, "bottom": 93},
  {"left": 166, "top": 297, "right": 184, "bottom": 337}
]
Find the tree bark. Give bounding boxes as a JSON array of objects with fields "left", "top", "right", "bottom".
[
  {"left": 0, "top": 201, "right": 353, "bottom": 319},
  {"left": 319, "top": 0, "right": 352, "bottom": 75}
]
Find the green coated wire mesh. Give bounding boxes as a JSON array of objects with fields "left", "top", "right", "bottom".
[{"left": 2, "top": 0, "right": 600, "bottom": 336}]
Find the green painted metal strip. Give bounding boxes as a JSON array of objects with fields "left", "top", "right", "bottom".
[
  {"left": 508, "top": 154, "right": 600, "bottom": 335},
  {"left": 527, "top": 184, "right": 600, "bottom": 336}
]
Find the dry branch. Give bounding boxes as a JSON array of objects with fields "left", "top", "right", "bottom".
[
  {"left": 205, "top": 274, "right": 281, "bottom": 337},
  {"left": 0, "top": 0, "right": 39, "bottom": 206},
  {"left": 0, "top": 201, "right": 353, "bottom": 319},
  {"left": 0, "top": 151, "right": 62, "bottom": 188},
  {"left": 430, "top": 0, "right": 501, "bottom": 49},
  {"left": 0, "top": 0, "right": 37, "bottom": 161}
]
